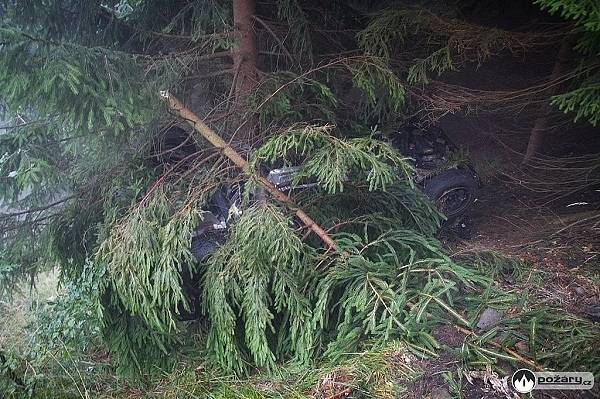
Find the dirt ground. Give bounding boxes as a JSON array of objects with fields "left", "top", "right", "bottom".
[
  {"left": 400, "top": 113, "right": 600, "bottom": 399},
  {"left": 403, "top": 177, "right": 600, "bottom": 398},
  {"left": 439, "top": 110, "right": 600, "bottom": 316}
]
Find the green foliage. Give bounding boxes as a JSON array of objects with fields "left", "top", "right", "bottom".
[
  {"left": 199, "top": 184, "right": 495, "bottom": 374},
  {"left": 0, "top": 8, "right": 177, "bottom": 295},
  {"left": 0, "top": 1, "right": 219, "bottom": 363},
  {"left": 189, "top": 122, "right": 484, "bottom": 374},
  {"left": 347, "top": 57, "right": 406, "bottom": 121},
  {"left": 551, "top": 76, "right": 600, "bottom": 125},
  {"left": 94, "top": 186, "right": 204, "bottom": 372},
  {"left": 202, "top": 216, "right": 491, "bottom": 373},
  {"left": 47, "top": 203, "right": 104, "bottom": 281},
  {"left": 0, "top": 263, "right": 26, "bottom": 300},
  {"left": 0, "top": 267, "right": 102, "bottom": 399},
  {"left": 0, "top": 28, "right": 152, "bottom": 136},
  {"left": 0, "top": 0, "right": 110, "bottom": 42},
  {"left": 535, "top": 0, "right": 600, "bottom": 31},
  {"left": 0, "top": 222, "right": 50, "bottom": 301},
  {"left": 252, "top": 125, "right": 413, "bottom": 194},
  {"left": 31, "top": 262, "right": 102, "bottom": 354},
  {"left": 0, "top": 340, "right": 422, "bottom": 398},
  {"left": 0, "top": 0, "right": 437, "bottom": 381},
  {"left": 160, "top": 0, "right": 233, "bottom": 42},
  {"left": 7, "top": 0, "right": 584, "bottom": 382},
  {"left": 0, "top": 349, "right": 34, "bottom": 398},
  {"left": 408, "top": 47, "right": 454, "bottom": 84},
  {"left": 249, "top": 57, "right": 406, "bottom": 129},
  {"left": 458, "top": 305, "right": 600, "bottom": 375},
  {"left": 445, "top": 252, "right": 599, "bottom": 375},
  {"left": 459, "top": 250, "right": 528, "bottom": 281},
  {"left": 535, "top": 0, "right": 600, "bottom": 126},
  {"left": 249, "top": 72, "right": 338, "bottom": 127},
  {"left": 0, "top": 20, "right": 415, "bottom": 376},
  {"left": 203, "top": 204, "right": 314, "bottom": 374},
  {"left": 358, "top": 5, "right": 528, "bottom": 84},
  {"left": 300, "top": 183, "right": 444, "bottom": 238},
  {"left": 0, "top": 1, "right": 598, "bottom": 393},
  {"left": 277, "top": 0, "right": 313, "bottom": 63},
  {"left": 357, "top": 7, "right": 415, "bottom": 61},
  {"left": 518, "top": 308, "right": 600, "bottom": 374},
  {"left": 313, "top": 231, "right": 488, "bottom": 360}
]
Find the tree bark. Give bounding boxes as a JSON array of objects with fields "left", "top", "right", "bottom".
[
  {"left": 161, "top": 92, "right": 338, "bottom": 251},
  {"left": 522, "top": 36, "right": 574, "bottom": 163},
  {"left": 232, "top": 0, "right": 258, "bottom": 139}
]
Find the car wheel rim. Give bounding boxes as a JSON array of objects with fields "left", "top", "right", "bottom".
[{"left": 436, "top": 187, "right": 471, "bottom": 216}]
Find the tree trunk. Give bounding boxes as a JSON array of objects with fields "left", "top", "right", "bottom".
[
  {"left": 232, "top": 0, "right": 258, "bottom": 139},
  {"left": 522, "top": 37, "right": 574, "bottom": 163}
]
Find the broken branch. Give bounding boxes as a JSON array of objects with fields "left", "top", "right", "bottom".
[{"left": 160, "top": 92, "right": 338, "bottom": 251}]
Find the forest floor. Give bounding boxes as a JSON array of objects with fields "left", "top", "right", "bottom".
[
  {"left": 455, "top": 178, "right": 599, "bottom": 322},
  {"left": 412, "top": 178, "right": 600, "bottom": 399},
  {"left": 427, "top": 113, "right": 600, "bottom": 399}
]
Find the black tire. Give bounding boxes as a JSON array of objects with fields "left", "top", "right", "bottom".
[
  {"left": 191, "top": 231, "right": 224, "bottom": 261},
  {"left": 423, "top": 168, "right": 478, "bottom": 221}
]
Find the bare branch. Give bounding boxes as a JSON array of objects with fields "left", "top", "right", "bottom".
[{"left": 0, "top": 195, "right": 76, "bottom": 219}]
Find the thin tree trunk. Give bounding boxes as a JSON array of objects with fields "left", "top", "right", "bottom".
[
  {"left": 161, "top": 92, "right": 338, "bottom": 251},
  {"left": 232, "top": 0, "right": 258, "bottom": 139},
  {"left": 523, "top": 37, "right": 574, "bottom": 163}
]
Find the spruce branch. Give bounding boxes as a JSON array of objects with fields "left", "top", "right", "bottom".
[
  {"left": 403, "top": 299, "right": 542, "bottom": 371},
  {"left": 160, "top": 92, "right": 338, "bottom": 251}
]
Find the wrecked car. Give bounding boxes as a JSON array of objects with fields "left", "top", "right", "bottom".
[{"left": 189, "top": 124, "right": 480, "bottom": 260}]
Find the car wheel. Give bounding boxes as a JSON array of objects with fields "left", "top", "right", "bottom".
[{"left": 423, "top": 168, "right": 478, "bottom": 222}]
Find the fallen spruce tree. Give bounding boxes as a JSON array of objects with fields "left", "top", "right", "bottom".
[{"left": 84, "top": 92, "right": 542, "bottom": 375}]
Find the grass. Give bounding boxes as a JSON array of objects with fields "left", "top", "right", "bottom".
[
  {"left": 0, "top": 269, "right": 59, "bottom": 351},
  {"left": 0, "top": 342, "right": 422, "bottom": 398},
  {"left": 84, "top": 342, "right": 421, "bottom": 399}
]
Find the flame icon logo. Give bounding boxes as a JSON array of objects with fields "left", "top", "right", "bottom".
[{"left": 512, "top": 369, "right": 536, "bottom": 393}]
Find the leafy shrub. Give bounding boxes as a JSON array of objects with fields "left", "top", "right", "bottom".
[{"left": 30, "top": 262, "right": 102, "bottom": 354}]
